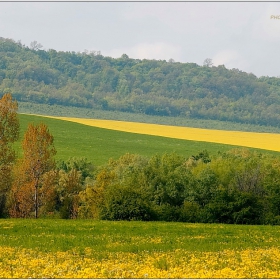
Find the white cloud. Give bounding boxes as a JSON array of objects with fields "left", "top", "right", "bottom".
[
  {"left": 104, "top": 42, "right": 182, "bottom": 61},
  {"left": 212, "top": 50, "right": 248, "bottom": 70}
]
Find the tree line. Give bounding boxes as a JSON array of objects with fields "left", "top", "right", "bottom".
[
  {"left": 1, "top": 37, "right": 280, "bottom": 127},
  {"left": 2, "top": 93, "right": 280, "bottom": 224},
  {"left": 78, "top": 150, "right": 280, "bottom": 225}
]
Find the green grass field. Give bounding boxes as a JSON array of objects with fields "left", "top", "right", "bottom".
[
  {"left": 15, "top": 114, "right": 280, "bottom": 166},
  {"left": 0, "top": 219, "right": 278, "bottom": 253}
]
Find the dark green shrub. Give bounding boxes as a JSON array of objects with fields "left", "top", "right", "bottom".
[
  {"left": 101, "top": 185, "right": 154, "bottom": 221},
  {"left": 232, "top": 192, "right": 264, "bottom": 224},
  {"left": 179, "top": 201, "right": 201, "bottom": 222},
  {"left": 153, "top": 204, "right": 181, "bottom": 222}
]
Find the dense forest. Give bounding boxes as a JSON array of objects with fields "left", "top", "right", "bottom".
[{"left": 1, "top": 37, "right": 280, "bottom": 127}]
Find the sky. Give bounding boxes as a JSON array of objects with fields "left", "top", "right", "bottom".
[{"left": 0, "top": 1, "right": 280, "bottom": 77}]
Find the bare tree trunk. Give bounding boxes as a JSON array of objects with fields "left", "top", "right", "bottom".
[{"left": 34, "top": 178, "right": 39, "bottom": 219}]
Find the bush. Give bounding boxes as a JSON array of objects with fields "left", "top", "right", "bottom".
[
  {"left": 231, "top": 192, "right": 264, "bottom": 224},
  {"left": 100, "top": 185, "right": 154, "bottom": 221},
  {"left": 179, "top": 201, "right": 201, "bottom": 222},
  {"left": 153, "top": 204, "right": 181, "bottom": 222}
]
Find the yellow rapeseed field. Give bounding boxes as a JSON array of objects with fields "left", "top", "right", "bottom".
[
  {"left": 1, "top": 246, "right": 280, "bottom": 278},
  {"left": 50, "top": 116, "right": 280, "bottom": 152}
]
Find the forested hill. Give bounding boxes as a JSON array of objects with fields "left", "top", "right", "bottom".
[{"left": 1, "top": 37, "right": 280, "bottom": 127}]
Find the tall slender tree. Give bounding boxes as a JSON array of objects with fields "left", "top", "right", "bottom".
[
  {"left": 0, "top": 93, "right": 19, "bottom": 216},
  {"left": 22, "top": 123, "right": 56, "bottom": 218}
]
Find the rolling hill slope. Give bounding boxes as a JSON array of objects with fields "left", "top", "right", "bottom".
[
  {"left": 49, "top": 116, "right": 280, "bottom": 153},
  {"left": 16, "top": 114, "right": 280, "bottom": 166}
]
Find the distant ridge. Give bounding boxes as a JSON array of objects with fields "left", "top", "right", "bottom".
[{"left": 1, "top": 37, "right": 280, "bottom": 127}]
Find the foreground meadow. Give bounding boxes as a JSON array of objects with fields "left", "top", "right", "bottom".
[{"left": 1, "top": 220, "right": 280, "bottom": 278}]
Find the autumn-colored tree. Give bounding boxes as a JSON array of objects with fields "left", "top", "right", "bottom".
[
  {"left": 8, "top": 164, "right": 58, "bottom": 218},
  {"left": 8, "top": 163, "right": 34, "bottom": 218},
  {"left": 21, "top": 123, "right": 56, "bottom": 218},
  {"left": 0, "top": 93, "right": 19, "bottom": 216},
  {"left": 40, "top": 170, "right": 59, "bottom": 217}
]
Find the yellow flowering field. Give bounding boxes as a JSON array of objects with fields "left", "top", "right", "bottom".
[
  {"left": 1, "top": 220, "right": 280, "bottom": 278},
  {"left": 49, "top": 116, "right": 280, "bottom": 152},
  {"left": 1, "top": 246, "right": 280, "bottom": 278}
]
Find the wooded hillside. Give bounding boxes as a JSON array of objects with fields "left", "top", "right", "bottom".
[{"left": 1, "top": 37, "right": 280, "bottom": 127}]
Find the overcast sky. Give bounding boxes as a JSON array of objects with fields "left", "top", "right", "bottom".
[{"left": 0, "top": 2, "right": 280, "bottom": 77}]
